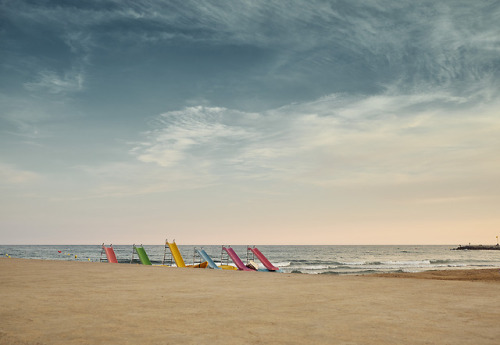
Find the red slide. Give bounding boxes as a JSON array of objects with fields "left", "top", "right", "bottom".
[
  {"left": 222, "top": 247, "right": 253, "bottom": 271},
  {"left": 249, "top": 247, "right": 279, "bottom": 271},
  {"left": 103, "top": 245, "right": 118, "bottom": 263}
]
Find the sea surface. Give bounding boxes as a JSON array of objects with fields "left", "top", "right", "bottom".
[{"left": 1, "top": 245, "right": 500, "bottom": 275}]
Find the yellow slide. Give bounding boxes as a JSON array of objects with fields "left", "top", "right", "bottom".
[
  {"left": 219, "top": 265, "right": 238, "bottom": 270},
  {"left": 166, "top": 240, "right": 186, "bottom": 268}
]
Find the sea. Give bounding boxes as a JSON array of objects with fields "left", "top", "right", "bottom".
[{"left": 1, "top": 245, "right": 499, "bottom": 275}]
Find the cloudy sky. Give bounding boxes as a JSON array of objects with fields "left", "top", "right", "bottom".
[{"left": 1, "top": 0, "right": 499, "bottom": 245}]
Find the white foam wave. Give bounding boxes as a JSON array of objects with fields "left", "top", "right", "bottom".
[
  {"left": 435, "top": 263, "right": 467, "bottom": 268},
  {"left": 339, "top": 261, "right": 366, "bottom": 265},
  {"left": 275, "top": 261, "right": 291, "bottom": 267},
  {"left": 289, "top": 265, "right": 331, "bottom": 270},
  {"left": 381, "top": 260, "right": 431, "bottom": 266}
]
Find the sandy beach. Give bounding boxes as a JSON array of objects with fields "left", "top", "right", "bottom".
[{"left": 1, "top": 258, "right": 499, "bottom": 345}]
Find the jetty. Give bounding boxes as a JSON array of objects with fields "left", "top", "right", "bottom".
[{"left": 454, "top": 244, "right": 500, "bottom": 250}]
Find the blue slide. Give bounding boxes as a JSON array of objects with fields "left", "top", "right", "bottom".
[{"left": 196, "top": 249, "right": 222, "bottom": 269}]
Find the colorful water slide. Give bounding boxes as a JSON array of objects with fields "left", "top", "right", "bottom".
[
  {"left": 222, "top": 246, "right": 254, "bottom": 271},
  {"left": 166, "top": 241, "right": 186, "bottom": 267},
  {"left": 134, "top": 246, "right": 152, "bottom": 265},
  {"left": 196, "top": 249, "right": 222, "bottom": 269},
  {"left": 191, "top": 261, "right": 209, "bottom": 268},
  {"left": 249, "top": 247, "right": 279, "bottom": 271},
  {"left": 219, "top": 265, "right": 238, "bottom": 270},
  {"left": 102, "top": 245, "right": 118, "bottom": 263}
]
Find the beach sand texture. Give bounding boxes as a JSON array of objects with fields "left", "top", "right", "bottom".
[{"left": 1, "top": 258, "right": 499, "bottom": 345}]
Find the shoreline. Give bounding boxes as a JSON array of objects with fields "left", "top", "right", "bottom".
[
  {"left": 3, "top": 256, "right": 499, "bottom": 279},
  {"left": 372, "top": 267, "right": 500, "bottom": 281},
  {"left": 1, "top": 258, "right": 499, "bottom": 345}
]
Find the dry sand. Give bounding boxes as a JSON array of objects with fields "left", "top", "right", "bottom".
[{"left": 1, "top": 258, "right": 499, "bottom": 345}]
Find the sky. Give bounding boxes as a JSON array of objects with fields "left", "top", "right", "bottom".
[{"left": 1, "top": 0, "right": 499, "bottom": 245}]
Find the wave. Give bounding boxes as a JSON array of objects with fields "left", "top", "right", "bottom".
[
  {"left": 275, "top": 262, "right": 291, "bottom": 267},
  {"left": 319, "top": 269, "right": 404, "bottom": 275},
  {"left": 380, "top": 260, "right": 431, "bottom": 266},
  {"left": 285, "top": 259, "right": 469, "bottom": 273},
  {"left": 288, "top": 264, "right": 332, "bottom": 270},
  {"left": 335, "top": 260, "right": 432, "bottom": 267},
  {"left": 470, "top": 264, "right": 496, "bottom": 267},
  {"left": 434, "top": 263, "right": 467, "bottom": 268},
  {"left": 337, "top": 261, "right": 368, "bottom": 266},
  {"left": 430, "top": 259, "right": 452, "bottom": 264}
]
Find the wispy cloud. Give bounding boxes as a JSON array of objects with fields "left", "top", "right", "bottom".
[
  {"left": 0, "top": 163, "right": 41, "bottom": 186},
  {"left": 130, "top": 82, "right": 500, "bottom": 195},
  {"left": 5, "top": 0, "right": 499, "bottom": 102},
  {"left": 0, "top": 91, "right": 77, "bottom": 141},
  {"left": 24, "top": 69, "right": 85, "bottom": 94},
  {"left": 133, "top": 106, "right": 259, "bottom": 168}
]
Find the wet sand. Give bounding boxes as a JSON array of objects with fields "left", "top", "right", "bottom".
[{"left": 1, "top": 258, "right": 499, "bottom": 345}]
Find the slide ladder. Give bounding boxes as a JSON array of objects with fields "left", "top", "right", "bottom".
[
  {"left": 221, "top": 246, "right": 254, "bottom": 271},
  {"left": 100, "top": 244, "right": 118, "bottom": 263},
  {"left": 163, "top": 239, "right": 186, "bottom": 267},
  {"left": 247, "top": 246, "right": 279, "bottom": 271},
  {"left": 131, "top": 245, "right": 152, "bottom": 265},
  {"left": 195, "top": 248, "right": 221, "bottom": 269}
]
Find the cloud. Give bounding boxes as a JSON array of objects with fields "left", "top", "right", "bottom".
[
  {"left": 4, "top": 1, "right": 499, "bottom": 104},
  {"left": 3, "top": 0, "right": 499, "bottom": 201},
  {"left": 130, "top": 82, "right": 500, "bottom": 194},
  {"left": 0, "top": 163, "right": 41, "bottom": 186},
  {"left": 24, "top": 69, "right": 85, "bottom": 94},
  {"left": 0, "top": 91, "right": 78, "bottom": 141}
]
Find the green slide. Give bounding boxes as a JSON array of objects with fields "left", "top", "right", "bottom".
[{"left": 134, "top": 245, "right": 152, "bottom": 265}]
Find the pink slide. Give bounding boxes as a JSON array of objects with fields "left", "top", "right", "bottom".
[
  {"left": 249, "top": 247, "right": 279, "bottom": 271},
  {"left": 222, "top": 247, "right": 253, "bottom": 271},
  {"left": 102, "top": 245, "right": 118, "bottom": 263}
]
